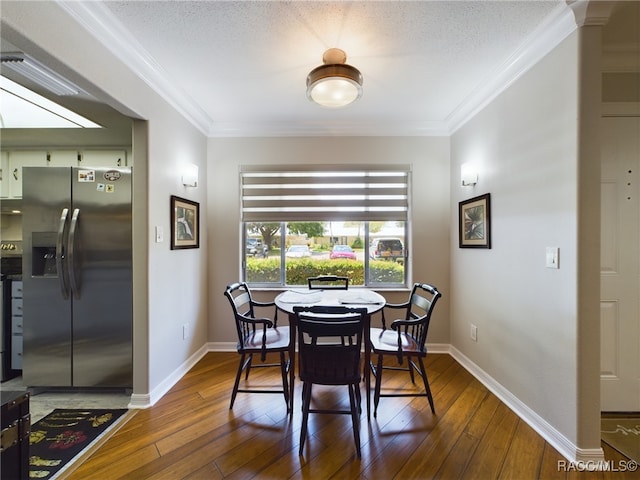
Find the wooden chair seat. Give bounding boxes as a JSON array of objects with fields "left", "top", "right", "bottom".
[
  {"left": 241, "top": 326, "right": 290, "bottom": 351},
  {"left": 369, "top": 327, "right": 423, "bottom": 355}
]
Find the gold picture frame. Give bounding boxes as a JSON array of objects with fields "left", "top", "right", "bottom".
[
  {"left": 171, "top": 195, "right": 200, "bottom": 249},
  {"left": 459, "top": 193, "right": 491, "bottom": 249}
]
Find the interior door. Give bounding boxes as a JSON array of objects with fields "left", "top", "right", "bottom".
[{"left": 600, "top": 115, "right": 640, "bottom": 411}]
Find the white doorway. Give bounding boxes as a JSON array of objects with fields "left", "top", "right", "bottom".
[{"left": 600, "top": 115, "right": 640, "bottom": 412}]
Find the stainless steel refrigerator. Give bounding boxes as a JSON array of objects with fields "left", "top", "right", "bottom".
[{"left": 22, "top": 166, "right": 132, "bottom": 388}]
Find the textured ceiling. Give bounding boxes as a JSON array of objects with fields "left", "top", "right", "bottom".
[
  {"left": 91, "top": 0, "right": 567, "bottom": 136},
  {"left": 7, "top": 1, "right": 637, "bottom": 137}
]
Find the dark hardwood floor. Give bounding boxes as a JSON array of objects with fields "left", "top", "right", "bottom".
[{"left": 65, "top": 352, "right": 635, "bottom": 479}]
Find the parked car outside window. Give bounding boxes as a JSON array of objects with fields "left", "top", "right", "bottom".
[
  {"left": 329, "top": 244, "right": 357, "bottom": 260},
  {"left": 285, "top": 245, "right": 311, "bottom": 258},
  {"left": 370, "top": 238, "right": 404, "bottom": 263},
  {"left": 246, "top": 238, "right": 263, "bottom": 256}
]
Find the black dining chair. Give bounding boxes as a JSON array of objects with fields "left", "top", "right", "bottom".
[
  {"left": 369, "top": 283, "right": 442, "bottom": 417},
  {"left": 224, "top": 282, "right": 291, "bottom": 410},
  {"left": 293, "top": 305, "right": 368, "bottom": 457},
  {"left": 307, "top": 275, "right": 349, "bottom": 290}
]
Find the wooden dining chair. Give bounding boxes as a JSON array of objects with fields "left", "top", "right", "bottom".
[
  {"left": 307, "top": 275, "right": 349, "bottom": 290},
  {"left": 224, "top": 282, "right": 291, "bottom": 410},
  {"left": 293, "top": 305, "right": 368, "bottom": 457},
  {"left": 369, "top": 283, "right": 442, "bottom": 417}
]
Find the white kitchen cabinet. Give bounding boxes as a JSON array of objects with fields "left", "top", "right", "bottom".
[
  {"left": 47, "top": 150, "right": 79, "bottom": 167},
  {"left": 1, "top": 149, "right": 128, "bottom": 198},
  {"left": 0, "top": 151, "right": 8, "bottom": 198},
  {"left": 6, "top": 151, "right": 47, "bottom": 198},
  {"left": 79, "top": 150, "right": 127, "bottom": 167}
]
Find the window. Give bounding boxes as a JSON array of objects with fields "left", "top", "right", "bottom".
[{"left": 241, "top": 165, "right": 409, "bottom": 288}]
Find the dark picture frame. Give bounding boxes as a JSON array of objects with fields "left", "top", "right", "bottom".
[
  {"left": 459, "top": 193, "right": 491, "bottom": 249},
  {"left": 170, "top": 195, "right": 199, "bottom": 250}
]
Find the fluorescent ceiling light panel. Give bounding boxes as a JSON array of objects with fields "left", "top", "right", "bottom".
[
  {"left": 0, "top": 76, "right": 101, "bottom": 128},
  {"left": 1, "top": 54, "right": 80, "bottom": 96}
]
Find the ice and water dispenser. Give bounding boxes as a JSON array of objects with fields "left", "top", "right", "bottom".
[{"left": 31, "top": 232, "right": 58, "bottom": 277}]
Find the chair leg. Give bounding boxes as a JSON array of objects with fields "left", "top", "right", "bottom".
[
  {"left": 348, "top": 384, "right": 361, "bottom": 457},
  {"left": 373, "top": 354, "right": 384, "bottom": 417},
  {"left": 230, "top": 353, "right": 247, "bottom": 409},
  {"left": 417, "top": 356, "right": 435, "bottom": 414},
  {"left": 279, "top": 351, "right": 290, "bottom": 409},
  {"left": 244, "top": 354, "right": 253, "bottom": 380},
  {"left": 299, "top": 382, "right": 312, "bottom": 456},
  {"left": 408, "top": 358, "right": 416, "bottom": 384}
]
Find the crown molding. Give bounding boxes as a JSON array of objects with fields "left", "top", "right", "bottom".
[
  {"left": 56, "top": 1, "right": 581, "bottom": 139},
  {"left": 56, "top": 0, "right": 212, "bottom": 135},
  {"left": 447, "top": 3, "right": 577, "bottom": 134},
  {"left": 567, "top": 0, "right": 616, "bottom": 28},
  {"left": 208, "top": 120, "right": 450, "bottom": 137}
]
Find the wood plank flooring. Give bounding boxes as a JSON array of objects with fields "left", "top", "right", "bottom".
[{"left": 64, "top": 352, "right": 635, "bottom": 479}]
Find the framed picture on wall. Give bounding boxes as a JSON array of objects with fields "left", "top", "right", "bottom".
[
  {"left": 171, "top": 195, "right": 200, "bottom": 249},
  {"left": 459, "top": 193, "right": 491, "bottom": 249}
]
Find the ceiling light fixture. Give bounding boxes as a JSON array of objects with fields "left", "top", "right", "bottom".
[
  {"left": 1, "top": 53, "right": 81, "bottom": 96},
  {"left": 0, "top": 75, "right": 101, "bottom": 128},
  {"left": 306, "top": 48, "right": 363, "bottom": 108}
]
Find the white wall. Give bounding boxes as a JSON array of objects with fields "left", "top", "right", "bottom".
[
  {"left": 208, "top": 136, "right": 451, "bottom": 345},
  {"left": 1, "top": 2, "right": 209, "bottom": 404},
  {"left": 450, "top": 28, "right": 600, "bottom": 455}
]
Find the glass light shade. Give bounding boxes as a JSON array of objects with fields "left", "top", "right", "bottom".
[
  {"left": 461, "top": 163, "right": 478, "bottom": 186},
  {"left": 306, "top": 64, "right": 363, "bottom": 108},
  {"left": 181, "top": 163, "right": 199, "bottom": 187}
]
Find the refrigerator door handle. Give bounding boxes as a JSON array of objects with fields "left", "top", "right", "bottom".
[
  {"left": 68, "top": 208, "right": 81, "bottom": 300},
  {"left": 57, "top": 208, "right": 70, "bottom": 300}
]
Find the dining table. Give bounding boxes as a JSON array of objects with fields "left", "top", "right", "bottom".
[{"left": 275, "top": 288, "right": 386, "bottom": 419}]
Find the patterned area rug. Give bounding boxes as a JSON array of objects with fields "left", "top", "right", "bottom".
[
  {"left": 601, "top": 417, "right": 640, "bottom": 463},
  {"left": 29, "top": 408, "right": 128, "bottom": 479}
]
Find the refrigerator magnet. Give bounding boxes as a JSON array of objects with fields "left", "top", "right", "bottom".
[{"left": 78, "top": 169, "right": 95, "bottom": 182}]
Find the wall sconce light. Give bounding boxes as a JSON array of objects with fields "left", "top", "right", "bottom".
[
  {"left": 461, "top": 163, "right": 478, "bottom": 186},
  {"left": 181, "top": 163, "right": 199, "bottom": 187}
]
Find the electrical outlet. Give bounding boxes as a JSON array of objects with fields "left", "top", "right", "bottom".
[
  {"left": 182, "top": 323, "right": 189, "bottom": 340},
  {"left": 470, "top": 324, "right": 478, "bottom": 342}
]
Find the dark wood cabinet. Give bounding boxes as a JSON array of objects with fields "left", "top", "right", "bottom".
[{"left": 1, "top": 390, "right": 30, "bottom": 480}]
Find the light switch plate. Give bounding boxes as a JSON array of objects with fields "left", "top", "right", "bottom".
[
  {"left": 155, "top": 226, "right": 164, "bottom": 243},
  {"left": 546, "top": 247, "right": 559, "bottom": 269}
]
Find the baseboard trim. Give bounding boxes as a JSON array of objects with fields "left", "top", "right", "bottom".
[
  {"left": 129, "top": 344, "right": 209, "bottom": 409},
  {"left": 448, "top": 345, "right": 604, "bottom": 465}
]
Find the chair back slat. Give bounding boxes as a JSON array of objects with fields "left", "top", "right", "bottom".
[
  {"left": 294, "top": 305, "right": 366, "bottom": 385},
  {"left": 307, "top": 275, "right": 349, "bottom": 290},
  {"left": 391, "top": 283, "right": 441, "bottom": 352}
]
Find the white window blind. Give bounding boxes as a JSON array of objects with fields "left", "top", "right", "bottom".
[{"left": 241, "top": 165, "right": 410, "bottom": 222}]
